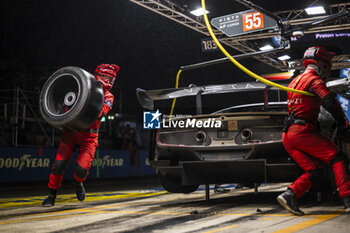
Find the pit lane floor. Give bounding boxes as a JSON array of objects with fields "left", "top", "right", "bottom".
[{"left": 0, "top": 178, "right": 349, "bottom": 233}]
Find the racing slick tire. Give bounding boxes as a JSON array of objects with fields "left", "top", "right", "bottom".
[
  {"left": 39, "top": 66, "right": 104, "bottom": 132},
  {"left": 158, "top": 172, "right": 199, "bottom": 194}
]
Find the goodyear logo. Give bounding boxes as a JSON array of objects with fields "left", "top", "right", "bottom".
[
  {"left": 91, "top": 155, "right": 124, "bottom": 168},
  {"left": 0, "top": 155, "right": 50, "bottom": 171}
]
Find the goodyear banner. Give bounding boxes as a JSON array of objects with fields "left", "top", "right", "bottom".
[{"left": 0, "top": 147, "right": 155, "bottom": 183}]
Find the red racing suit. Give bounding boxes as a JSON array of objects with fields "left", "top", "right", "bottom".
[
  {"left": 48, "top": 91, "right": 114, "bottom": 190},
  {"left": 283, "top": 68, "right": 350, "bottom": 198}
]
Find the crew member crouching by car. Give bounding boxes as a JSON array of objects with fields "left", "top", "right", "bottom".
[{"left": 277, "top": 46, "right": 350, "bottom": 215}]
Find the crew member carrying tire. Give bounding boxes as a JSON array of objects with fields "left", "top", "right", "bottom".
[
  {"left": 42, "top": 64, "right": 120, "bottom": 207},
  {"left": 277, "top": 46, "right": 350, "bottom": 215}
]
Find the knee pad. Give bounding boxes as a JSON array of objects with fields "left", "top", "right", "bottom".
[
  {"left": 74, "top": 164, "right": 88, "bottom": 179},
  {"left": 51, "top": 160, "right": 68, "bottom": 175},
  {"left": 308, "top": 168, "right": 323, "bottom": 184}
]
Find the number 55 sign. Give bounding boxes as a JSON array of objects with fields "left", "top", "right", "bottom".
[
  {"left": 211, "top": 9, "right": 277, "bottom": 37},
  {"left": 243, "top": 11, "right": 264, "bottom": 31}
]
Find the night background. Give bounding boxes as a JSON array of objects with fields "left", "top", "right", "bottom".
[{"left": 0, "top": 0, "right": 349, "bottom": 147}]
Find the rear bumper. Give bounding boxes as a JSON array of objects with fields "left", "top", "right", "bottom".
[
  {"left": 151, "top": 159, "right": 300, "bottom": 185},
  {"left": 156, "top": 141, "right": 288, "bottom": 162}
]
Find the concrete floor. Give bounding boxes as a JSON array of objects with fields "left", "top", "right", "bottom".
[{"left": 0, "top": 178, "right": 349, "bottom": 233}]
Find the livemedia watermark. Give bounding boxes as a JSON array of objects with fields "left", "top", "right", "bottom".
[{"left": 143, "top": 110, "right": 221, "bottom": 129}]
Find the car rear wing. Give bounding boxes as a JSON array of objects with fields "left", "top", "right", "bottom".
[{"left": 136, "top": 81, "right": 289, "bottom": 110}]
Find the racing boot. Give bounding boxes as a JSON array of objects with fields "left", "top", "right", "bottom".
[
  {"left": 342, "top": 196, "right": 350, "bottom": 213},
  {"left": 42, "top": 188, "right": 57, "bottom": 207},
  {"left": 277, "top": 189, "right": 304, "bottom": 216},
  {"left": 75, "top": 181, "right": 86, "bottom": 201}
]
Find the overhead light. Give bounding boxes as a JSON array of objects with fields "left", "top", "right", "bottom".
[
  {"left": 305, "top": 6, "right": 326, "bottom": 15},
  {"left": 190, "top": 8, "right": 209, "bottom": 16},
  {"left": 259, "top": 45, "right": 274, "bottom": 51},
  {"left": 278, "top": 55, "right": 291, "bottom": 61}
]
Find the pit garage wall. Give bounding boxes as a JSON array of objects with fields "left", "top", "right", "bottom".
[{"left": 0, "top": 147, "right": 156, "bottom": 183}]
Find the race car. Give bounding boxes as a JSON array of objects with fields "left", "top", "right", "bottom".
[{"left": 137, "top": 78, "right": 350, "bottom": 194}]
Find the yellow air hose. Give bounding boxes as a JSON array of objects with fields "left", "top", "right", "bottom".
[
  {"left": 169, "top": 0, "right": 313, "bottom": 117},
  {"left": 201, "top": 0, "right": 313, "bottom": 96},
  {"left": 169, "top": 69, "right": 182, "bottom": 118}
]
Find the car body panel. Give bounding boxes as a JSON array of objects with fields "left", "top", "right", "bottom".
[{"left": 137, "top": 78, "right": 350, "bottom": 193}]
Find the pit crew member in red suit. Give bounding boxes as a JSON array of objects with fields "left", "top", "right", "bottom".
[
  {"left": 276, "top": 46, "right": 350, "bottom": 215},
  {"left": 42, "top": 64, "right": 119, "bottom": 207}
]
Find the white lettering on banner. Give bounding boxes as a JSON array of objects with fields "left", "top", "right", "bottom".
[
  {"left": 315, "top": 33, "right": 334, "bottom": 39},
  {"left": 92, "top": 155, "right": 124, "bottom": 168},
  {"left": 0, "top": 154, "right": 124, "bottom": 170},
  {"left": 0, "top": 154, "right": 50, "bottom": 170}
]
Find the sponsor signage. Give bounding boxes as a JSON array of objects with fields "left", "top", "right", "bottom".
[
  {"left": 211, "top": 9, "right": 277, "bottom": 37},
  {"left": 289, "top": 30, "right": 350, "bottom": 54},
  {"left": 0, "top": 147, "right": 155, "bottom": 182}
]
